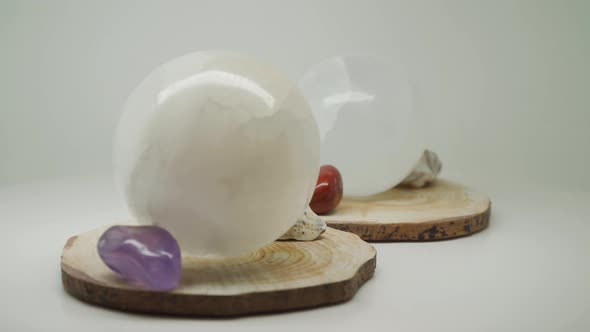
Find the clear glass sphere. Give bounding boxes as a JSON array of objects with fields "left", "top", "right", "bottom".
[
  {"left": 299, "top": 55, "right": 424, "bottom": 197},
  {"left": 114, "top": 51, "right": 320, "bottom": 256}
]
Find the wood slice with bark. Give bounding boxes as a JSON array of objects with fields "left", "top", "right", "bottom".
[
  {"left": 61, "top": 226, "right": 376, "bottom": 317},
  {"left": 324, "top": 179, "right": 491, "bottom": 241}
]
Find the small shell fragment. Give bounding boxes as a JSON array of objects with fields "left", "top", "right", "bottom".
[
  {"left": 400, "top": 150, "right": 442, "bottom": 188},
  {"left": 281, "top": 206, "right": 327, "bottom": 241}
]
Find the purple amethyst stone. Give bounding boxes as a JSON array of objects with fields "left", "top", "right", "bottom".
[{"left": 97, "top": 225, "right": 181, "bottom": 291}]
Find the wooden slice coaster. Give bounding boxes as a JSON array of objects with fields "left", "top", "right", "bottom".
[
  {"left": 324, "top": 179, "right": 491, "bottom": 241},
  {"left": 61, "top": 226, "right": 376, "bottom": 317}
]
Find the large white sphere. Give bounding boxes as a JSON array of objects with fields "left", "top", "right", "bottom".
[
  {"left": 299, "top": 55, "right": 424, "bottom": 197},
  {"left": 115, "top": 51, "right": 320, "bottom": 256}
]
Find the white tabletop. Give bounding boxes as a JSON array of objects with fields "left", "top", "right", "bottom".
[{"left": 1, "top": 177, "right": 588, "bottom": 331}]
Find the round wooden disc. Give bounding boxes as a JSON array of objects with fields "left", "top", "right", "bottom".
[
  {"left": 324, "top": 179, "right": 491, "bottom": 241},
  {"left": 61, "top": 226, "right": 376, "bottom": 317}
]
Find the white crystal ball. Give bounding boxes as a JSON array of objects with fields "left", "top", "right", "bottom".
[
  {"left": 115, "top": 51, "right": 320, "bottom": 256},
  {"left": 299, "top": 55, "right": 424, "bottom": 197}
]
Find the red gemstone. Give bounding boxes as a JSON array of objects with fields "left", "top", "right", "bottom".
[{"left": 310, "top": 165, "right": 343, "bottom": 214}]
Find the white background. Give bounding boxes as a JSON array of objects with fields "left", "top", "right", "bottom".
[
  {"left": 2, "top": 0, "right": 589, "bottom": 193},
  {"left": 1, "top": 1, "right": 589, "bottom": 331}
]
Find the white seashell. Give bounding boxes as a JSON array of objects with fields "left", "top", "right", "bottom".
[
  {"left": 280, "top": 206, "right": 327, "bottom": 241},
  {"left": 400, "top": 150, "right": 442, "bottom": 188}
]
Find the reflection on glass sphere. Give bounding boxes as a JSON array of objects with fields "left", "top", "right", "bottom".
[{"left": 299, "top": 55, "right": 424, "bottom": 197}]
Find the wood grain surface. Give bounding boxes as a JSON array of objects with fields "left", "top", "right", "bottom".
[
  {"left": 61, "top": 226, "right": 376, "bottom": 317},
  {"left": 324, "top": 179, "right": 491, "bottom": 241}
]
